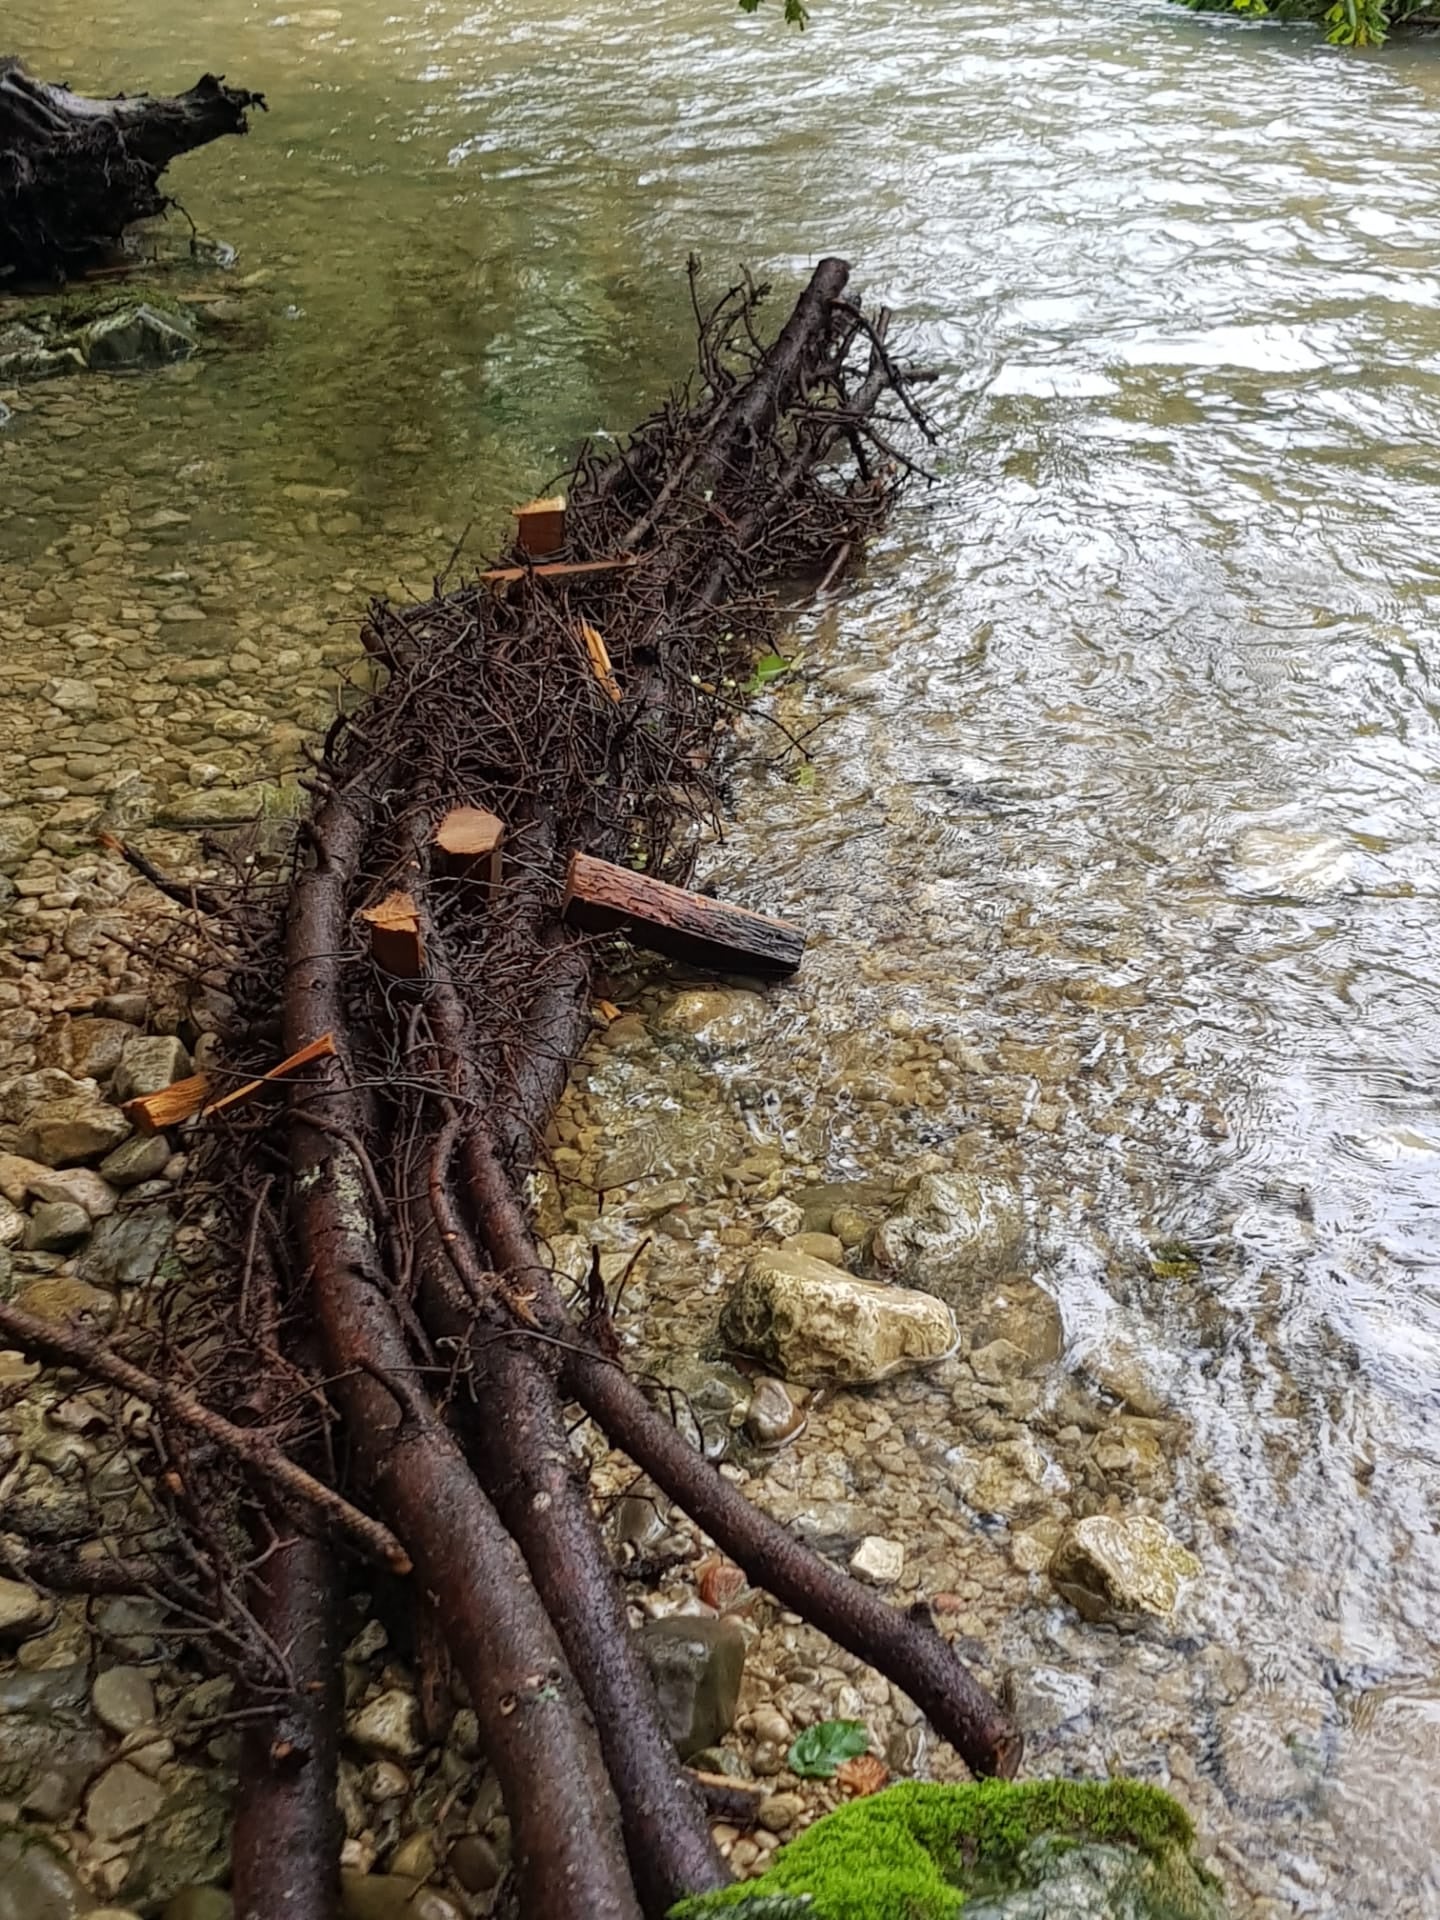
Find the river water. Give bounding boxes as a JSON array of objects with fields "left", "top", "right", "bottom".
[{"left": 4, "top": 0, "right": 1440, "bottom": 1913}]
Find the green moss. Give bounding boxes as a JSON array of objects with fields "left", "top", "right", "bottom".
[{"left": 670, "top": 1779, "right": 1208, "bottom": 1920}]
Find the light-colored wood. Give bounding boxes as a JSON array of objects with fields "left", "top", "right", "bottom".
[
  {"left": 360, "top": 890, "right": 425, "bottom": 977},
  {"left": 562, "top": 851, "right": 805, "bottom": 977},
  {"left": 479, "top": 555, "right": 637, "bottom": 586},
  {"left": 122, "top": 1072, "right": 211, "bottom": 1134},
  {"left": 121, "top": 1033, "right": 342, "bottom": 1132},
  {"left": 514, "top": 494, "right": 567, "bottom": 557},
  {"left": 579, "top": 620, "right": 621, "bottom": 704},
  {"left": 434, "top": 806, "right": 505, "bottom": 892},
  {"left": 202, "top": 1033, "right": 339, "bottom": 1118}
]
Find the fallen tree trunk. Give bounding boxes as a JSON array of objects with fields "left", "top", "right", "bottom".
[
  {"left": 2, "top": 259, "right": 1022, "bottom": 1919},
  {"left": 0, "top": 58, "right": 265, "bottom": 281}
]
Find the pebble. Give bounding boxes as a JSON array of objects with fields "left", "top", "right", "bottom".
[
  {"left": 758, "top": 1791, "right": 804, "bottom": 1833},
  {"left": 448, "top": 1834, "right": 501, "bottom": 1892},
  {"left": 744, "top": 1376, "right": 807, "bottom": 1447},
  {"left": 0, "top": 1576, "right": 53, "bottom": 1640},
  {"left": 92, "top": 1665, "right": 158, "bottom": 1734},
  {"left": 346, "top": 1688, "right": 425, "bottom": 1762},
  {"left": 849, "top": 1535, "right": 905, "bottom": 1586}
]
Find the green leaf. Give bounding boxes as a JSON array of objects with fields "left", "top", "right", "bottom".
[
  {"left": 787, "top": 1718, "right": 870, "bottom": 1778},
  {"left": 745, "top": 652, "right": 791, "bottom": 694}
]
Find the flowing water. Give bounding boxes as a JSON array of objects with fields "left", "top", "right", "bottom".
[{"left": 4, "top": 0, "right": 1440, "bottom": 1911}]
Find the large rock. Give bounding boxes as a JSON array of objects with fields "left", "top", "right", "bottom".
[
  {"left": 16, "top": 1092, "right": 131, "bottom": 1166},
  {"left": 40, "top": 1017, "right": 135, "bottom": 1082},
  {"left": 26, "top": 1166, "right": 119, "bottom": 1219},
  {"left": 100, "top": 1133, "right": 173, "bottom": 1189},
  {"left": 86, "top": 1759, "right": 167, "bottom": 1839},
  {"left": 119, "top": 1772, "right": 231, "bottom": 1911},
  {"left": 720, "top": 1248, "right": 956, "bottom": 1386},
  {"left": 654, "top": 989, "right": 768, "bottom": 1052},
  {"left": 23, "top": 1200, "right": 91, "bottom": 1253},
  {"left": 84, "top": 304, "right": 195, "bottom": 371},
  {"left": 1049, "top": 1515, "right": 1201, "bottom": 1626},
  {"left": 113, "top": 1034, "right": 193, "bottom": 1103},
  {"left": 638, "top": 1615, "right": 746, "bottom": 1759},
  {"left": 869, "top": 1172, "right": 1025, "bottom": 1306}
]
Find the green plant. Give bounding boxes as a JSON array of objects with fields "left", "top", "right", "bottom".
[
  {"left": 1180, "top": 0, "right": 1440, "bottom": 43},
  {"left": 787, "top": 1719, "right": 871, "bottom": 1778}
]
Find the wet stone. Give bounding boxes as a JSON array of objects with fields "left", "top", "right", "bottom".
[
  {"left": 1005, "top": 1664, "right": 1096, "bottom": 1736},
  {"left": 869, "top": 1170, "right": 1025, "bottom": 1306},
  {"left": 0, "top": 1575, "right": 53, "bottom": 1640},
  {"left": 638, "top": 1614, "right": 746, "bottom": 1759},
  {"left": 721, "top": 1247, "right": 956, "bottom": 1386},
  {"left": 23, "top": 1200, "right": 91, "bottom": 1252},
  {"left": 79, "top": 1207, "right": 174, "bottom": 1288},
  {"left": 93, "top": 1664, "right": 158, "bottom": 1734},
  {"left": 744, "top": 1375, "right": 807, "bottom": 1447},
  {"left": 99, "top": 1132, "right": 173, "bottom": 1189},
  {"left": 849, "top": 1535, "right": 905, "bottom": 1586},
  {"left": 448, "top": 1834, "right": 501, "bottom": 1893},
  {"left": 0, "top": 1831, "right": 92, "bottom": 1920},
  {"left": 113, "top": 1034, "right": 193, "bottom": 1103},
  {"left": 347, "top": 1688, "right": 424, "bottom": 1762},
  {"left": 86, "top": 1759, "right": 167, "bottom": 1839},
  {"left": 1050, "top": 1515, "right": 1202, "bottom": 1626}
]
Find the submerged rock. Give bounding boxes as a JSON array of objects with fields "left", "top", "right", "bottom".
[
  {"left": 1049, "top": 1515, "right": 1201, "bottom": 1626},
  {"left": 85, "top": 304, "right": 196, "bottom": 371},
  {"left": 721, "top": 1247, "right": 957, "bottom": 1386},
  {"left": 638, "top": 1614, "right": 746, "bottom": 1759},
  {"left": 669, "top": 1779, "right": 1223, "bottom": 1919},
  {"left": 0, "top": 1831, "right": 93, "bottom": 1920},
  {"left": 869, "top": 1172, "right": 1025, "bottom": 1307}
]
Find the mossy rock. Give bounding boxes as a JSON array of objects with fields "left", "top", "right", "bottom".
[{"left": 669, "top": 1780, "right": 1223, "bottom": 1920}]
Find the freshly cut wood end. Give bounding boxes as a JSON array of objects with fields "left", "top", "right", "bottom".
[
  {"left": 123, "top": 1072, "right": 211, "bottom": 1134},
  {"left": 514, "top": 495, "right": 567, "bottom": 557},
  {"left": 435, "top": 806, "right": 505, "bottom": 892},
  {"left": 360, "top": 890, "right": 425, "bottom": 976}
]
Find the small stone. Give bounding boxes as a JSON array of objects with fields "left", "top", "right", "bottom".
[
  {"left": 721, "top": 1248, "right": 956, "bottom": 1387},
  {"left": 23, "top": 1200, "right": 91, "bottom": 1252},
  {"left": 0, "top": 815, "right": 40, "bottom": 876},
  {"left": 1049, "top": 1515, "right": 1202, "bottom": 1625},
  {"left": 361, "top": 1759, "right": 408, "bottom": 1802},
  {"left": 638, "top": 1615, "right": 746, "bottom": 1759},
  {"left": 46, "top": 679, "right": 99, "bottom": 715},
  {"left": 93, "top": 1665, "right": 158, "bottom": 1734},
  {"left": 0, "top": 1153, "right": 51, "bottom": 1206},
  {"left": 25, "top": 1166, "right": 119, "bottom": 1218},
  {"left": 347, "top": 1688, "right": 424, "bottom": 1762},
  {"left": 113, "top": 1035, "right": 193, "bottom": 1103},
  {"left": 409, "top": 1893, "right": 463, "bottom": 1920},
  {"left": 782, "top": 1231, "right": 846, "bottom": 1265},
  {"left": 339, "top": 1873, "right": 423, "bottom": 1920},
  {"left": 757, "top": 1792, "right": 804, "bottom": 1833},
  {"left": 849, "top": 1536, "right": 905, "bottom": 1586},
  {"left": 387, "top": 1831, "right": 437, "bottom": 1879},
  {"left": 99, "top": 1133, "right": 173, "bottom": 1189},
  {"left": 344, "top": 1618, "right": 389, "bottom": 1663},
  {"left": 1004, "top": 1664, "right": 1096, "bottom": 1735},
  {"left": 0, "top": 1576, "right": 53, "bottom": 1640},
  {"left": 447, "top": 1834, "right": 500, "bottom": 1893},
  {"left": 744, "top": 1376, "right": 806, "bottom": 1447},
  {"left": 86, "top": 1760, "right": 166, "bottom": 1840},
  {"left": 968, "top": 1337, "right": 1033, "bottom": 1383},
  {"left": 84, "top": 305, "right": 195, "bottom": 370},
  {"left": 829, "top": 1206, "right": 870, "bottom": 1250}
]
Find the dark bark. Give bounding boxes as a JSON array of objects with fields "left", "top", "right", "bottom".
[
  {"left": 284, "top": 791, "right": 643, "bottom": 1920},
  {"left": 233, "top": 1530, "right": 342, "bottom": 1920},
  {"left": 0, "top": 59, "right": 265, "bottom": 281}
]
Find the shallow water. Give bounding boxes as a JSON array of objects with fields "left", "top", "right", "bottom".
[{"left": 4, "top": 0, "right": 1440, "bottom": 1910}]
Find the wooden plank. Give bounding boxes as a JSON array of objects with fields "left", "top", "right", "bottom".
[
  {"left": 360, "top": 890, "right": 425, "bottom": 977},
  {"left": 434, "top": 805, "right": 505, "bottom": 892},
  {"left": 578, "top": 620, "right": 621, "bottom": 704},
  {"left": 514, "top": 494, "right": 567, "bottom": 557},
  {"left": 478, "top": 556, "right": 637, "bottom": 586},
  {"left": 562, "top": 852, "right": 804, "bottom": 978}
]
